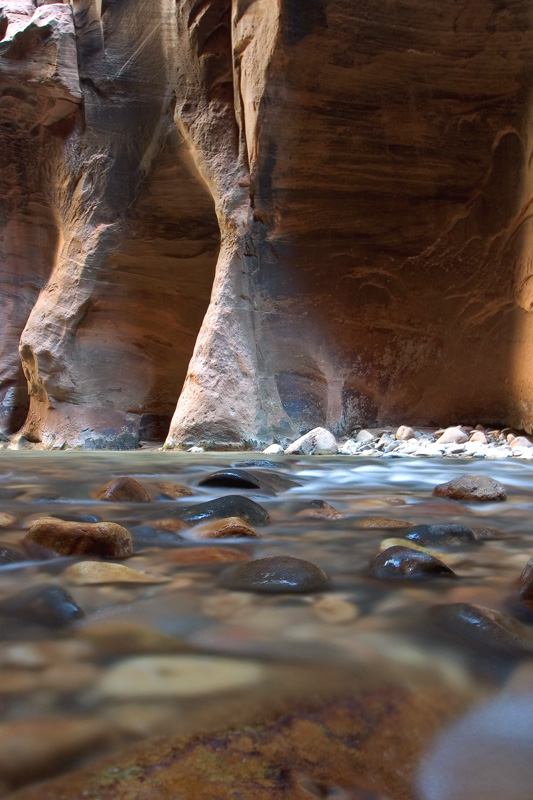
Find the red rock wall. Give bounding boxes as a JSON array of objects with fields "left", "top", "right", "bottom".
[{"left": 1, "top": 0, "right": 532, "bottom": 447}]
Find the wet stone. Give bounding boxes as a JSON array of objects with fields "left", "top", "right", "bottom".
[
  {"left": 433, "top": 474, "right": 507, "bottom": 502},
  {"left": 63, "top": 561, "right": 170, "bottom": 585},
  {"left": 0, "top": 512, "right": 16, "bottom": 528},
  {"left": 0, "top": 546, "right": 26, "bottom": 566},
  {"left": 198, "top": 469, "right": 262, "bottom": 489},
  {"left": 184, "top": 516, "right": 260, "bottom": 540},
  {"left": 405, "top": 523, "right": 477, "bottom": 547},
  {"left": 94, "top": 477, "right": 151, "bottom": 502},
  {"left": 156, "top": 481, "right": 193, "bottom": 499},
  {"left": 217, "top": 556, "right": 329, "bottom": 594},
  {"left": 516, "top": 556, "right": 533, "bottom": 607},
  {"left": 297, "top": 500, "right": 344, "bottom": 519},
  {"left": 129, "top": 524, "right": 184, "bottom": 550},
  {"left": 369, "top": 546, "right": 456, "bottom": 581},
  {"left": 357, "top": 517, "right": 413, "bottom": 529},
  {"left": 179, "top": 495, "right": 270, "bottom": 526},
  {"left": 166, "top": 547, "right": 250, "bottom": 565},
  {"left": 0, "top": 585, "right": 84, "bottom": 629},
  {"left": 428, "top": 603, "right": 533, "bottom": 658},
  {"left": 25, "top": 518, "right": 133, "bottom": 558}
]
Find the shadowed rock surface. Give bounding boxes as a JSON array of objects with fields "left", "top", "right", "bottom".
[{"left": 1, "top": 1, "right": 532, "bottom": 447}]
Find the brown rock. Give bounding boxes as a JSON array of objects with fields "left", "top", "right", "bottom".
[
  {"left": 0, "top": 513, "right": 16, "bottom": 528},
  {"left": 148, "top": 518, "right": 190, "bottom": 533},
  {"left": 517, "top": 556, "right": 533, "bottom": 607},
  {"left": 185, "top": 517, "right": 260, "bottom": 540},
  {"left": 7, "top": 683, "right": 474, "bottom": 800},
  {"left": 25, "top": 517, "right": 133, "bottom": 558},
  {"left": 157, "top": 481, "right": 193, "bottom": 499},
  {"left": 433, "top": 474, "right": 507, "bottom": 502},
  {"left": 357, "top": 518, "right": 413, "bottom": 529},
  {"left": 93, "top": 477, "right": 150, "bottom": 502},
  {"left": 218, "top": 556, "right": 329, "bottom": 594},
  {"left": 296, "top": 501, "right": 344, "bottom": 519},
  {"left": 63, "top": 561, "right": 170, "bottom": 585}
]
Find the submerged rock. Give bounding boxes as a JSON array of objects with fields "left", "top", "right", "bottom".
[
  {"left": 94, "top": 477, "right": 150, "bottom": 502},
  {"left": 98, "top": 655, "right": 263, "bottom": 699},
  {"left": 156, "top": 482, "right": 193, "bottom": 499},
  {"left": 0, "top": 585, "right": 84, "bottom": 629},
  {"left": 433, "top": 474, "right": 507, "bottom": 501},
  {"left": 0, "top": 546, "right": 26, "bottom": 566},
  {"left": 198, "top": 468, "right": 262, "bottom": 489},
  {"left": 428, "top": 603, "right": 533, "bottom": 657},
  {"left": 285, "top": 428, "right": 338, "bottom": 456},
  {"left": 179, "top": 496, "right": 270, "bottom": 526},
  {"left": 63, "top": 561, "right": 170, "bottom": 585},
  {"left": 405, "top": 523, "right": 477, "bottom": 547},
  {"left": 357, "top": 517, "right": 413, "bottom": 529},
  {"left": 184, "top": 516, "right": 260, "bottom": 540},
  {"left": 369, "top": 546, "right": 456, "bottom": 580},
  {"left": 25, "top": 518, "right": 133, "bottom": 558},
  {"left": 218, "top": 556, "right": 329, "bottom": 593}
]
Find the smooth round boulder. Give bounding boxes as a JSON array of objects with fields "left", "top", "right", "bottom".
[
  {"left": 433, "top": 474, "right": 507, "bottom": 501},
  {"left": 25, "top": 517, "right": 133, "bottom": 558},
  {"left": 405, "top": 523, "right": 477, "bottom": 547},
  {"left": 428, "top": 603, "right": 533, "bottom": 657},
  {"left": 198, "top": 469, "right": 261, "bottom": 489},
  {"left": 369, "top": 546, "right": 456, "bottom": 581},
  {"left": 217, "top": 556, "right": 329, "bottom": 593},
  {"left": 184, "top": 517, "right": 260, "bottom": 541},
  {"left": 94, "top": 477, "right": 150, "bottom": 502},
  {"left": 179, "top": 496, "right": 270, "bottom": 526}
]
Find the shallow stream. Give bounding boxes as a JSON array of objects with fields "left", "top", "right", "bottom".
[{"left": 1, "top": 452, "right": 533, "bottom": 798}]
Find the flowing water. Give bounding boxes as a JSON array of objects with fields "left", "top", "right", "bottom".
[{"left": 1, "top": 451, "right": 533, "bottom": 798}]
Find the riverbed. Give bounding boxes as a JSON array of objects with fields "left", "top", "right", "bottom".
[{"left": 1, "top": 451, "right": 533, "bottom": 798}]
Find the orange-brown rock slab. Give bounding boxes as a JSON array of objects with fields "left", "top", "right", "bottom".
[
  {"left": 25, "top": 517, "right": 133, "bottom": 558},
  {"left": 6, "top": 684, "right": 472, "bottom": 800}
]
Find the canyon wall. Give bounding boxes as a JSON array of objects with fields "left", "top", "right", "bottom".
[{"left": 0, "top": 0, "right": 532, "bottom": 448}]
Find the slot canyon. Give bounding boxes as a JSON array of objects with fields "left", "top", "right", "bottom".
[{"left": 1, "top": 0, "right": 532, "bottom": 450}]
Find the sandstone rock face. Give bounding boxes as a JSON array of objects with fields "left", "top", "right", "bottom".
[{"left": 1, "top": 1, "right": 533, "bottom": 446}]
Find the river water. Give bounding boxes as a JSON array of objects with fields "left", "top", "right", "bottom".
[{"left": 1, "top": 451, "right": 533, "bottom": 798}]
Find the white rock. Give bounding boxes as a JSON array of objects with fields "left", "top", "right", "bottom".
[
  {"left": 510, "top": 436, "right": 533, "bottom": 449},
  {"left": 469, "top": 431, "right": 488, "bottom": 444},
  {"left": 284, "top": 427, "right": 338, "bottom": 455},
  {"left": 355, "top": 429, "right": 375, "bottom": 443},
  {"left": 340, "top": 439, "right": 360, "bottom": 455},
  {"left": 395, "top": 425, "right": 416, "bottom": 441},
  {"left": 187, "top": 446, "right": 204, "bottom": 453},
  {"left": 435, "top": 426, "right": 468, "bottom": 444},
  {"left": 263, "top": 444, "right": 284, "bottom": 454},
  {"left": 99, "top": 655, "right": 263, "bottom": 699}
]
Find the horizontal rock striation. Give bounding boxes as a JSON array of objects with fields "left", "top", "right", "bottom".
[{"left": 0, "top": 0, "right": 532, "bottom": 447}]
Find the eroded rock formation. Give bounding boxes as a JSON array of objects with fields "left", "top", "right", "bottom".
[{"left": 1, "top": 0, "right": 532, "bottom": 447}]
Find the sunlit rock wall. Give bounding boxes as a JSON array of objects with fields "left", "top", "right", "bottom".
[{"left": 1, "top": 0, "right": 532, "bottom": 448}]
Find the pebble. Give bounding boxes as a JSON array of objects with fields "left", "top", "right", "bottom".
[
  {"left": 98, "top": 655, "right": 263, "bottom": 698},
  {"left": 312, "top": 596, "right": 359, "bottom": 624},
  {"left": 76, "top": 620, "right": 186, "bottom": 655},
  {"left": 0, "top": 513, "right": 16, "bottom": 528},
  {"left": 63, "top": 561, "right": 170, "bottom": 585},
  {"left": 93, "top": 477, "right": 151, "bottom": 502},
  {"left": 0, "top": 639, "right": 92, "bottom": 669},
  {"left": 395, "top": 425, "right": 415, "bottom": 441},
  {"left": 369, "top": 546, "right": 456, "bottom": 580},
  {"left": 187, "top": 446, "right": 204, "bottom": 453},
  {"left": 469, "top": 431, "right": 488, "bottom": 444},
  {"left": 179, "top": 495, "right": 270, "bottom": 525},
  {"left": 0, "top": 585, "right": 84, "bottom": 629},
  {"left": 25, "top": 517, "right": 133, "bottom": 558},
  {"left": 356, "top": 429, "right": 376, "bottom": 443},
  {"left": 263, "top": 444, "right": 284, "bottom": 454},
  {"left": 379, "top": 539, "right": 462, "bottom": 567},
  {"left": 0, "top": 716, "right": 108, "bottom": 788},
  {"left": 156, "top": 481, "right": 193, "bottom": 498},
  {"left": 435, "top": 426, "right": 469, "bottom": 445},
  {"left": 217, "top": 556, "right": 329, "bottom": 593},
  {"left": 285, "top": 427, "right": 338, "bottom": 455},
  {"left": 184, "top": 516, "right": 260, "bottom": 540},
  {"left": 129, "top": 524, "right": 184, "bottom": 550},
  {"left": 357, "top": 517, "right": 413, "bottom": 529},
  {"left": 433, "top": 474, "right": 507, "bottom": 501},
  {"left": 340, "top": 439, "right": 359, "bottom": 454},
  {"left": 404, "top": 523, "right": 477, "bottom": 547}
]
